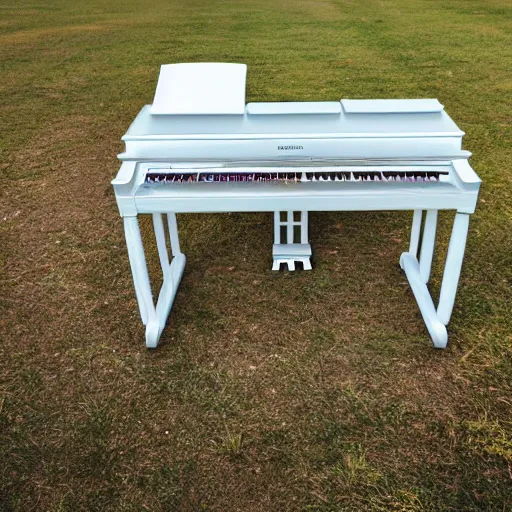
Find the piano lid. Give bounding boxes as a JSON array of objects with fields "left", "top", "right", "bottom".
[
  {"left": 123, "top": 103, "right": 464, "bottom": 139},
  {"left": 151, "top": 63, "right": 247, "bottom": 115},
  {"left": 246, "top": 102, "right": 342, "bottom": 115},
  {"left": 123, "top": 63, "right": 464, "bottom": 144},
  {"left": 341, "top": 99, "right": 444, "bottom": 114}
]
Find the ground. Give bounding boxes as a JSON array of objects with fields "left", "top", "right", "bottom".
[{"left": 1, "top": 0, "right": 511, "bottom": 510}]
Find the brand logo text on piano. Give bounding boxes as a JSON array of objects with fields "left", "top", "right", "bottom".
[{"left": 278, "top": 145, "right": 304, "bottom": 150}]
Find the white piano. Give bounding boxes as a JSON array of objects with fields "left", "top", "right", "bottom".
[{"left": 112, "top": 63, "right": 481, "bottom": 349}]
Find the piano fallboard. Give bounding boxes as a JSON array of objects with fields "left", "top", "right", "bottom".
[{"left": 133, "top": 182, "right": 472, "bottom": 213}]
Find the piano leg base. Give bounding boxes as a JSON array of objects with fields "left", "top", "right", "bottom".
[
  {"left": 145, "top": 253, "right": 186, "bottom": 348},
  {"left": 400, "top": 252, "right": 448, "bottom": 348},
  {"left": 145, "top": 322, "right": 162, "bottom": 349},
  {"left": 272, "top": 243, "right": 312, "bottom": 271}
]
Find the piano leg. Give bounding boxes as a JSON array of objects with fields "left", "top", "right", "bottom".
[
  {"left": 407, "top": 209, "right": 438, "bottom": 283},
  {"left": 437, "top": 213, "right": 470, "bottom": 325},
  {"left": 408, "top": 209, "right": 423, "bottom": 258},
  {"left": 151, "top": 213, "right": 186, "bottom": 348},
  {"left": 167, "top": 212, "right": 182, "bottom": 256},
  {"left": 401, "top": 210, "right": 470, "bottom": 348},
  {"left": 123, "top": 214, "right": 186, "bottom": 348},
  {"left": 400, "top": 252, "right": 448, "bottom": 348},
  {"left": 419, "top": 209, "right": 438, "bottom": 283},
  {"left": 153, "top": 213, "right": 170, "bottom": 278},
  {"left": 124, "top": 215, "right": 156, "bottom": 328}
]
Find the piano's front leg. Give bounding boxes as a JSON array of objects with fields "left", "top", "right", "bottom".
[
  {"left": 437, "top": 213, "right": 470, "bottom": 325},
  {"left": 401, "top": 209, "right": 445, "bottom": 346},
  {"left": 123, "top": 213, "right": 185, "bottom": 348},
  {"left": 123, "top": 215, "right": 158, "bottom": 343}
]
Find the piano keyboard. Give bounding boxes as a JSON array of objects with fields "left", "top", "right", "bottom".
[{"left": 144, "top": 168, "right": 450, "bottom": 185}]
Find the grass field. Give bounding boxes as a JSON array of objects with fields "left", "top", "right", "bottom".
[{"left": 1, "top": 0, "right": 511, "bottom": 510}]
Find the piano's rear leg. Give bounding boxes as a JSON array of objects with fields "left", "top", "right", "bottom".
[
  {"left": 419, "top": 210, "right": 438, "bottom": 283},
  {"left": 407, "top": 209, "right": 438, "bottom": 282},
  {"left": 408, "top": 209, "right": 423, "bottom": 257},
  {"left": 150, "top": 212, "right": 186, "bottom": 348}
]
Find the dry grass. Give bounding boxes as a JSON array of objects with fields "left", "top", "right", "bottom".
[{"left": 1, "top": 0, "right": 512, "bottom": 510}]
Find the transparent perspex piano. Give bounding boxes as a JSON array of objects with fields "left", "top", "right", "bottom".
[{"left": 112, "top": 63, "right": 481, "bottom": 349}]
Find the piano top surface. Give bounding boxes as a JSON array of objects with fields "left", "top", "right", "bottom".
[{"left": 123, "top": 103, "right": 464, "bottom": 140}]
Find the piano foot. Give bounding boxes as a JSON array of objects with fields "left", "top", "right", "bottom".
[
  {"left": 437, "top": 213, "right": 470, "bottom": 325},
  {"left": 144, "top": 254, "right": 186, "bottom": 348},
  {"left": 145, "top": 321, "right": 162, "bottom": 349},
  {"left": 400, "top": 252, "right": 448, "bottom": 348}
]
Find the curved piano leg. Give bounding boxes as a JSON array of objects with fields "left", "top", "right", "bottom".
[
  {"left": 400, "top": 252, "right": 448, "bottom": 348},
  {"left": 401, "top": 210, "right": 470, "bottom": 348},
  {"left": 145, "top": 321, "right": 162, "bottom": 349}
]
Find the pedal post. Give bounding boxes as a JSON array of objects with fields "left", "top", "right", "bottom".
[{"left": 272, "top": 210, "right": 312, "bottom": 271}]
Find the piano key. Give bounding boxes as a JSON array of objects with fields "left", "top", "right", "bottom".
[{"left": 144, "top": 167, "right": 452, "bottom": 186}]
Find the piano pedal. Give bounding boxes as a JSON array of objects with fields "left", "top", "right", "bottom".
[
  {"left": 273, "top": 211, "right": 311, "bottom": 271},
  {"left": 272, "top": 244, "right": 312, "bottom": 271}
]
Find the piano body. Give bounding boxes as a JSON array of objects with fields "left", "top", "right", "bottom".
[{"left": 112, "top": 63, "right": 481, "bottom": 348}]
